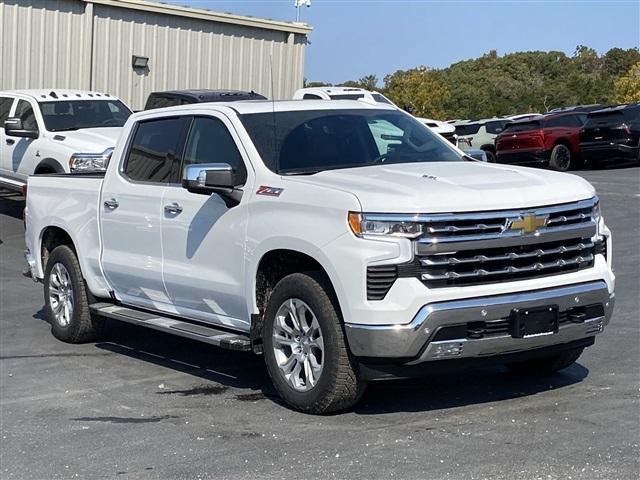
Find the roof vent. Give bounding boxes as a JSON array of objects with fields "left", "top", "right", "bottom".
[{"left": 49, "top": 91, "right": 58, "bottom": 99}]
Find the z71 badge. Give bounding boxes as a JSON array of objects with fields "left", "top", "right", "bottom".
[{"left": 256, "top": 186, "right": 284, "bottom": 197}]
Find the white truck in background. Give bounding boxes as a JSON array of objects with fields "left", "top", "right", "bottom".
[
  {"left": 0, "top": 90, "right": 131, "bottom": 191},
  {"left": 24, "top": 100, "right": 615, "bottom": 413}
]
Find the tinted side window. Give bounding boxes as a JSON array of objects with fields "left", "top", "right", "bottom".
[
  {"left": 455, "top": 123, "right": 481, "bottom": 136},
  {"left": 0, "top": 97, "right": 14, "bottom": 126},
  {"left": 145, "top": 95, "right": 182, "bottom": 110},
  {"left": 302, "top": 93, "right": 322, "bottom": 100},
  {"left": 486, "top": 121, "right": 507, "bottom": 134},
  {"left": 14, "top": 100, "right": 38, "bottom": 130},
  {"left": 124, "top": 116, "right": 190, "bottom": 183},
  {"left": 183, "top": 117, "right": 247, "bottom": 185}
]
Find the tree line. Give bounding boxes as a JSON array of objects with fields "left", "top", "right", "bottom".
[{"left": 305, "top": 46, "right": 640, "bottom": 120}]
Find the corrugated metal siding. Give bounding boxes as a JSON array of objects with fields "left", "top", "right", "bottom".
[
  {"left": 1, "top": 0, "right": 307, "bottom": 109},
  {"left": 0, "top": 0, "right": 90, "bottom": 90}
]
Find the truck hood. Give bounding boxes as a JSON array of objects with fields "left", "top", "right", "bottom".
[
  {"left": 287, "top": 162, "right": 596, "bottom": 213},
  {"left": 48, "top": 127, "right": 122, "bottom": 153}
]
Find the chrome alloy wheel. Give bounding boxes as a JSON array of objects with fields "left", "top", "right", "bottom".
[
  {"left": 48, "top": 262, "right": 74, "bottom": 327},
  {"left": 272, "top": 298, "right": 324, "bottom": 392}
]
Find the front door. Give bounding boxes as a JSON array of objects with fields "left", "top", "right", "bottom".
[
  {"left": 0, "top": 96, "right": 16, "bottom": 176},
  {"left": 161, "top": 114, "right": 253, "bottom": 331},
  {"left": 100, "top": 115, "right": 191, "bottom": 310}
]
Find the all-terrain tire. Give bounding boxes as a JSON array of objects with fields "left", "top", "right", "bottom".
[
  {"left": 263, "top": 272, "right": 365, "bottom": 414},
  {"left": 44, "top": 245, "right": 104, "bottom": 343},
  {"left": 506, "top": 347, "right": 584, "bottom": 375}
]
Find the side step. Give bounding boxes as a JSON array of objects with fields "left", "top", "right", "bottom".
[{"left": 90, "top": 303, "right": 252, "bottom": 352}]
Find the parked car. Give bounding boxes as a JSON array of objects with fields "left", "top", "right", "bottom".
[
  {"left": 0, "top": 90, "right": 132, "bottom": 191},
  {"left": 580, "top": 103, "right": 640, "bottom": 166},
  {"left": 452, "top": 118, "right": 511, "bottom": 162},
  {"left": 144, "top": 89, "right": 266, "bottom": 110},
  {"left": 294, "top": 87, "right": 467, "bottom": 151},
  {"left": 495, "top": 111, "right": 587, "bottom": 171},
  {"left": 24, "top": 100, "right": 614, "bottom": 413},
  {"left": 292, "top": 86, "right": 394, "bottom": 104}
]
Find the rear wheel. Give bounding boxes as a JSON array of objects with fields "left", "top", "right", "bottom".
[
  {"left": 506, "top": 347, "right": 584, "bottom": 375},
  {"left": 44, "top": 245, "right": 104, "bottom": 343},
  {"left": 263, "top": 272, "right": 365, "bottom": 413},
  {"left": 549, "top": 144, "right": 572, "bottom": 171}
]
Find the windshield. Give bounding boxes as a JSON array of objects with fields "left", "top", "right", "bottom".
[
  {"left": 40, "top": 100, "right": 132, "bottom": 131},
  {"left": 240, "top": 109, "right": 463, "bottom": 174}
]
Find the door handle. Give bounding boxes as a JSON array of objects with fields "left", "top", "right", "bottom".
[
  {"left": 6, "top": 139, "right": 15, "bottom": 145},
  {"left": 103, "top": 198, "right": 119, "bottom": 210},
  {"left": 164, "top": 202, "right": 183, "bottom": 215}
]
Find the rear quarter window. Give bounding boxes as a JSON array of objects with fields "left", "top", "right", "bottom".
[
  {"left": 455, "top": 123, "right": 481, "bottom": 136},
  {"left": 503, "top": 121, "right": 541, "bottom": 133}
]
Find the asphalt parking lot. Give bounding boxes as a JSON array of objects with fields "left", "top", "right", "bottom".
[{"left": 1, "top": 167, "right": 638, "bottom": 480}]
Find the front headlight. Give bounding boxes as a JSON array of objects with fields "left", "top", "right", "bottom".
[
  {"left": 591, "top": 200, "right": 602, "bottom": 236},
  {"left": 69, "top": 148, "right": 113, "bottom": 172},
  {"left": 348, "top": 212, "right": 423, "bottom": 239}
]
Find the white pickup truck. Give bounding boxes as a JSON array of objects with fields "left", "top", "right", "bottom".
[
  {"left": 0, "top": 90, "right": 131, "bottom": 191},
  {"left": 24, "top": 100, "right": 615, "bottom": 413}
]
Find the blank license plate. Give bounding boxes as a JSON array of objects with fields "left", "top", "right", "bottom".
[{"left": 510, "top": 305, "right": 559, "bottom": 338}]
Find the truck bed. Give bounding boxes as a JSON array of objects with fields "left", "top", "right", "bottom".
[{"left": 24, "top": 175, "right": 112, "bottom": 297}]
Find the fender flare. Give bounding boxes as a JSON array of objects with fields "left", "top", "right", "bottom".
[{"left": 35, "top": 158, "right": 65, "bottom": 174}]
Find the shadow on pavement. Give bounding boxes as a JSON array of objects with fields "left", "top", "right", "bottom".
[
  {"left": 90, "top": 318, "right": 589, "bottom": 415},
  {"left": 0, "top": 192, "right": 25, "bottom": 220},
  {"left": 354, "top": 362, "right": 588, "bottom": 415}
]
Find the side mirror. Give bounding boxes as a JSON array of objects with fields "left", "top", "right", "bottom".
[
  {"left": 182, "top": 163, "right": 243, "bottom": 205},
  {"left": 4, "top": 117, "right": 39, "bottom": 139}
]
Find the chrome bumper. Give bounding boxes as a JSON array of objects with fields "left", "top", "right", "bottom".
[{"left": 345, "top": 281, "right": 614, "bottom": 363}]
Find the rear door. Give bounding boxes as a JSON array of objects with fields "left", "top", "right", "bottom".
[
  {"left": 100, "top": 115, "right": 191, "bottom": 310},
  {"left": 160, "top": 113, "right": 253, "bottom": 331}
]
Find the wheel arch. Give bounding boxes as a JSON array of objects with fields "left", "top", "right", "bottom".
[
  {"left": 249, "top": 244, "right": 347, "bottom": 350},
  {"left": 34, "top": 158, "right": 65, "bottom": 174}
]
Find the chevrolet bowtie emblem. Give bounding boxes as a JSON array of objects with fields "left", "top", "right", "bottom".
[{"left": 509, "top": 214, "right": 549, "bottom": 234}]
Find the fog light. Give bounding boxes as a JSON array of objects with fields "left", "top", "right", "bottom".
[{"left": 432, "top": 342, "right": 464, "bottom": 358}]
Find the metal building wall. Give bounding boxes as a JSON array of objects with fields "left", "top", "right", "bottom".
[
  {"left": 91, "top": 4, "right": 307, "bottom": 109},
  {"left": 0, "top": 0, "right": 92, "bottom": 90},
  {"left": 1, "top": 0, "right": 309, "bottom": 109}
]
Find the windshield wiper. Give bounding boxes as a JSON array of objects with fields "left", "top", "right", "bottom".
[{"left": 49, "top": 127, "right": 80, "bottom": 132}]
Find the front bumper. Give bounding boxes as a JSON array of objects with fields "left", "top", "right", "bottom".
[{"left": 345, "top": 281, "right": 614, "bottom": 363}]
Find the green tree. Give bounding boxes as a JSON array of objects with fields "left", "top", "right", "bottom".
[
  {"left": 342, "top": 74, "right": 379, "bottom": 90},
  {"left": 603, "top": 47, "right": 640, "bottom": 76},
  {"left": 383, "top": 66, "right": 450, "bottom": 118},
  {"left": 614, "top": 61, "right": 640, "bottom": 103}
]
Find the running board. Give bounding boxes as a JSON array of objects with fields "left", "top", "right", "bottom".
[{"left": 90, "top": 303, "right": 251, "bottom": 351}]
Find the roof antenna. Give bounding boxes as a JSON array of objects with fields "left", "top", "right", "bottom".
[{"left": 269, "top": 54, "right": 279, "bottom": 174}]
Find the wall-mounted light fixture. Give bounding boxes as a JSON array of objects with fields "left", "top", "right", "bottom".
[{"left": 132, "top": 55, "right": 149, "bottom": 69}]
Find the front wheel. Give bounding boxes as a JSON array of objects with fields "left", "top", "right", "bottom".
[
  {"left": 44, "top": 245, "right": 104, "bottom": 343},
  {"left": 549, "top": 144, "right": 572, "bottom": 171},
  {"left": 506, "top": 347, "right": 584, "bottom": 375},
  {"left": 263, "top": 272, "right": 365, "bottom": 413}
]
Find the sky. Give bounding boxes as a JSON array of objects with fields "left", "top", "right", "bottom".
[{"left": 164, "top": 0, "right": 640, "bottom": 85}]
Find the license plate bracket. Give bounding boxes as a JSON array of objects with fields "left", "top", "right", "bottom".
[{"left": 510, "top": 305, "right": 559, "bottom": 338}]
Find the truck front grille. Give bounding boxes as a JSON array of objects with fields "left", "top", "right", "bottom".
[
  {"left": 417, "top": 237, "right": 596, "bottom": 288},
  {"left": 366, "top": 198, "right": 602, "bottom": 299}
]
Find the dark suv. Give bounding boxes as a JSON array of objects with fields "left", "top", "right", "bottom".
[
  {"left": 580, "top": 104, "right": 640, "bottom": 166},
  {"left": 144, "top": 89, "right": 266, "bottom": 110},
  {"left": 495, "top": 112, "right": 587, "bottom": 171}
]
